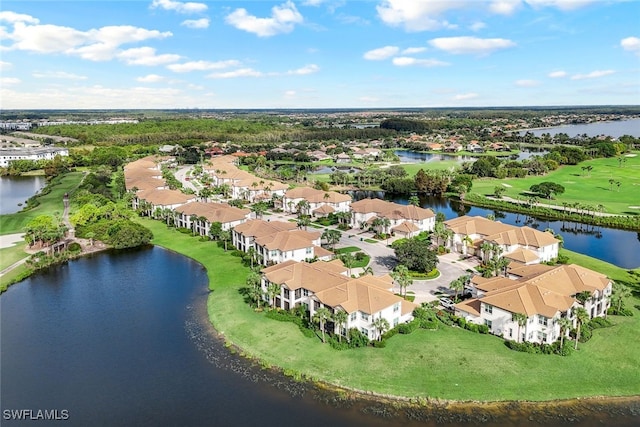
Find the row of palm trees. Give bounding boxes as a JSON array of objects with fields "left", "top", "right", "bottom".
[{"left": 511, "top": 306, "right": 590, "bottom": 350}]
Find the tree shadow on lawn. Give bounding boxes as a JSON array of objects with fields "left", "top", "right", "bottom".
[{"left": 237, "top": 286, "right": 254, "bottom": 306}]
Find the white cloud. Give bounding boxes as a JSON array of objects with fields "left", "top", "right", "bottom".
[
  {"left": 402, "top": 47, "right": 427, "bottom": 55},
  {"left": 469, "top": 21, "right": 487, "bottom": 31},
  {"left": 453, "top": 92, "right": 479, "bottom": 100},
  {"left": 167, "top": 60, "right": 241, "bottom": 73},
  {"left": 570, "top": 70, "right": 615, "bottom": 80},
  {"left": 392, "top": 57, "right": 449, "bottom": 67},
  {"left": 490, "top": 0, "right": 521, "bottom": 15},
  {"left": 0, "top": 61, "right": 12, "bottom": 71},
  {"left": 515, "top": 79, "right": 540, "bottom": 87},
  {"left": 0, "top": 77, "right": 21, "bottom": 85},
  {"left": 287, "top": 64, "right": 319, "bottom": 75},
  {"left": 363, "top": 45, "right": 399, "bottom": 60},
  {"left": 302, "top": 0, "right": 325, "bottom": 5},
  {"left": 137, "top": 74, "right": 165, "bottom": 83},
  {"left": 620, "top": 36, "right": 640, "bottom": 56},
  {"left": 207, "top": 68, "right": 264, "bottom": 79},
  {"left": 359, "top": 96, "right": 380, "bottom": 103},
  {"left": 150, "top": 0, "right": 207, "bottom": 14},
  {"left": 376, "top": 0, "right": 461, "bottom": 32},
  {"left": 225, "top": 1, "right": 303, "bottom": 37},
  {"left": 181, "top": 18, "right": 210, "bottom": 29},
  {"left": 284, "top": 90, "right": 296, "bottom": 98},
  {"left": 32, "top": 71, "right": 88, "bottom": 80},
  {"left": 0, "top": 11, "right": 40, "bottom": 24},
  {"left": 117, "top": 47, "right": 181, "bottom": 66},
  {"left": 548, "top": 70, "right": 568, "bottom": 78},
  {"left": 429, "top": 36, "right": 516, "bottom": 55},
  {"left": 2, "top": 16, "right": 175, "bottom": 64},
  {"left": 525, "top": 0, "right": 596, "bottom": 11}
]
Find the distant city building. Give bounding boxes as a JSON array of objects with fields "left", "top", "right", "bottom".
[{"left": 0, "top": 147, "right": 69, "bottom": 167}]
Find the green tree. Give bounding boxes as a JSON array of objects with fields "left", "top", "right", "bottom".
[
  {"left": 529, "top": 182, "right": 565, "bottom": 199},
  {"left": 449, "top": 277, "right": 464, "bottom": 302},
  {"left": 408, "top": 195, "right": 420, "bottom": 206},
  {"left": 612, "top": 283, "right": 631, "bottom": 313},
  {"left": 322, "top": 228, "right": 342, "bottom": 251},
  {"left": 251, "top": 201, "right": 269, "bottom": 219},
  {"left": 391, "top": 264, "right": 413, "bottom": 297},
  {"left": 339, "top": 252, "right": 356, "bottom": 277},
  {"left": 512, "top": 312, "right": 528, "bottom": 343},
  {"left": 333, "top": 309, "right": 348, "bottom": 342},
  {"left": 573, "top": 307, "right": 590, "bottom": 350},
  {"left": 267, "top": 282, "right": 281, "bottom": 310},
  {"left": 393, "top": 238, "right": 438, "bottom": 273},
  {"left": 219, "top": 229, "right": 232, "bottom": 251},
  {"left": 371, "top": 317, "right": 390, "bottom": 341},
  {"left": 312, "top": 307, "right": 333, "bottom": 343},
  {"left": 557, "top": 316, "right": 572, "bottom": 350}
]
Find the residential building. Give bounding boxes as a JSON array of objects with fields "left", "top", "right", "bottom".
[
  {"left": 454, "top": 263, "right": 612, "bottom": 344},
  {"left": 0, "top": 147, "right": 69, "bottom": 167},
  {"left": 254, "top": 229, "right": 332, "bottom": 265},
  {"left": 232, "top": 219, "right": 297, "bottom": 253},
  {"left": 282, "top": 187, "right": 352, "bottom": 215},
  {"left": 173, "top": 201, "right": 251, "bottom": 236},
  {"left": 261, "top": 260, "right": 416, "bottom": 340},
  {"left": 444, "top": 215, "right": 559, "bottom": 263},
  {"left": 350, "top": 198, "right": 436, "bottom": 235}
]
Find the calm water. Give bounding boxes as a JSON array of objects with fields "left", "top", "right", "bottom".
[
  {"left": 352, "top": 192, "right": 640, "bottom": 269},
  {"left": 523, "top": 118, "right": 640, "bottom": 138},
  {"left": 0, "top": 175, "right": 46, "bottom": 215},
  {"left": 394, "top": 149, "right": 548, "bottom": 164},
  {"left": 2, "top": 247, "right": 638, "bottom": 427}
]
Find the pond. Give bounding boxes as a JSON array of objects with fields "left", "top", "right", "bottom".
[
  {"left": 394, "top": 149, "right": 549, "bottom": 163},
  {"left": 351, "top": 192, "right": 640, "bottom": 269},
  {"left": 0, "top": 175, "right": 47, "bottom": 215},
  {"left": 1, "top": 247, "right": 637, "bottom": 426}
]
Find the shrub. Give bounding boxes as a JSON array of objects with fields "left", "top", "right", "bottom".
[
  {"left": 608, "top": 307, "right": 634, "bottom": 316},
  {"left": 419, "top": 320, "right": 438, "bottom": 330},
  {"left": 382, "top": 327, "right": 399, "bottom": 340},
  {"left": 398, "top": 320, "right": 419, "bottom": 334},
  {"left": 477, "top": 324, "right": 489, "bottom": 334},
  {"left": 68, "top": 242, "right": 82, "bottom": 253},
  {"left": 436, "top": 310, "right": 454, "bottom": 326},
  {"left": 347, "top": 328, "right": 369, "bottom": 348},
  {"left": 372, "top": 339, "right": 387, "bottom": 348}
]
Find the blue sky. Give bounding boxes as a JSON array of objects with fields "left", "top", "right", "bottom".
[{"left": 1, "top": 0, "right": 639, "bottom": 109}]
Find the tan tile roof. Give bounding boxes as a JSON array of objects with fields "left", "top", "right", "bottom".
[
  {"left": 262, "top": 260, "right": 347, "bottom": 292},
  {"left": 444, "top": 216, "right": 558, "bottom": 247},
  {"left": 351, "top": 199, "right": 434, "bottom": 220},
  {"left": 315, "top": 275, "right": 415, "bottom": 315},
  {"left": 313, "top": 245, "right": 334, "bottom": 258},
  {"left": 285, "top": 187, "right": 351, "bottom": 203},
  {"left": 174, "top": 201, "right": 250, "bottom": 224},
  {"left": 255, "top": 229, "right": 321, "bottom": 251},
  {"left": 313, "top": 204, "right": 335, "bottom": 215},
  {"left": 472, "top": 264, "right": 610, "bottom": 317},
  {"left": 504, "top": 248, "right": 541, "bottom": 263},
  {"left": 233, "top": 219, "right": 297, "bottom": 238},
  {"left": 137, "top": 188, "right": 195, "bottom": 206},
  {"left": 392, "top": 221, "right": 420, "bottom": 234},
  {"left": 454, "top": 298, "right": 481, "bottom": 317}
]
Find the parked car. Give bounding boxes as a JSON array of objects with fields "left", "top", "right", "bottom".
[{"left": 439, "top": 297, "right": 454, "bottom": 311}]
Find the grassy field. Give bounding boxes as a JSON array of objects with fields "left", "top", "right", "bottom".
[
  {"left": 469, "top": 153, "right": 640, "bottom": 215},
  {"left": 399, "top": 160, "right": 461, "bottom": 176},
  {"left": 0, "top": 172, "right": 85, "bottom": 234},
  {"left": 0, "top": 244, "right": 29, "bottom": 271},
  {"left": 140, "top": 218, "right": 640, "bottom": 402}
]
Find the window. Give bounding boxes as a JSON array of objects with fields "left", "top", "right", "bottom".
[
  {"left": 361, "top": 312, "right": 369, "bottom": 322},
  {"left": 361, "top": 327, "right": 369, "bottom": 337},
  {"left": 306, "top": 247, "right": 312, "bottom": 255},
  {"left": 303, "top": 289, "right": 309, "bottom": 297},
  {"left": 393, "top": 303, "right": 400, "bottom": 313},
  {"left": 350, "top": 312, "right": 357, "bottom": 322},
  {"left": 295, "top": 289, "right": 301, "bottom": 299},
  {"left": 542, "top": 332, "right": 548, "bottom": 342},
  {"left": 483, "top": 304, "right": 493, "bottom": 314},
  {"left": 485, "top": 320, "right": 492, "bottom": 329},
  {"left": 283, "top": 289, "right": 290, "bottom": 299},
  {"left": 314, "top": 301, "right": 320, "bottom": 310},
  {"left": 538, "top": 316, "right": 548, "bottom": 327},
  {"left": 508, "top": 328, "right": 513, "bottom": 338},
  {"left": 393, "top": 318, "right": 399, "bottom": 327}
]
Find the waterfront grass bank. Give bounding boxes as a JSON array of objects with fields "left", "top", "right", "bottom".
[{"left": 140, "top": 218, "right": 640, "bottom": 402}]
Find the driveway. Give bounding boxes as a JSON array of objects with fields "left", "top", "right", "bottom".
[{"left": 174, "top": 165, "right": 199, "bottom": 192}]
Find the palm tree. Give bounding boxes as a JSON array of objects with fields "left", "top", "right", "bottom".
[
  {"left": 296, "top": 200, "right": 310, "bottom": 216},
  {"left": 612, "top": 283, "right": 631, "bottom": 313},
  {"left": 408, "top": 195, "right": 420, "bottom": 206},
  {"left": 573, "top": 307, "right": 590, "bottom": 350},
  {"left": 480, "top": 241, "right": 493, "bottom": 263},
  {"left": 462, "top": 235, "right": 473, "bottom": 256},
  {"left": 297, "top": 215, "right": 311, "bottom": 230},
  {"left": 189, "top": 214, "right": 199, "bottom": 235},
  {"left": 371, "top": 316, "right": 390, "bottom": 341},
  {"left": 312, "top": 307, "right": 332, "bottom": 343},
  {"left": 251, "top": 201, "right": 268, "bottom": 219},
  {"left": 333, "top": 309, "right": 348, "bottom": 342},
  {"left": 391, "top": 264, "right": 412, "bottom": 297},
  {"left": 360, "top": 266, "right": 374, "bottom": 276},
  {"left": 449, "top": 278, "right": 464, "bottom": 302},
  {"left": 339, "top": 253, "right": 356, "bottom": 277},
  {"left": 557, "top": 316, "right": 572, "bottom": 349},
  {"left": 371, "top": 217, "right": 384, "bottom": 237},
  {"left": 267, "top": 282, "right": 281, "bottom": 310},
  {"left": 322, "top": 228, "right": 342, "bottom": 251},
  {"left": 219, "top": 229, "right": 232, "bottom": 251},
  {"left": 512, "top": 312, "right": 528, "bottom": 343}
]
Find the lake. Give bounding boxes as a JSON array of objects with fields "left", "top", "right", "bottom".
[
  {"left": 1, "top": 247, "right": 637, "bottom": 426},
  {"left": 394, "top": 149, "right": 548, "bottom": 163},
  {"left": 352, "top": 192, "right": 640, "bottom": 269},
  {"left": 0, "top": 175, "right": 46, "bottom": 215},
  {"left": 522, "top": 118, "right": 640, "bottom": 138}
]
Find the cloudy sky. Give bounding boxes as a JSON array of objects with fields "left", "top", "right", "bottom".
[{"left": 1, "top": 0, "right": 639, "bottom": 109}]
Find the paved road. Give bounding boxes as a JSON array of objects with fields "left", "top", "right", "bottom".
[{"left": 174, "top": 165, "right": 199, "bottom": 193}]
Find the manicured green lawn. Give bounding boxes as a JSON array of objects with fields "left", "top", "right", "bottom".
[
  {"left": 0, "top": 244, "right": 29, "bottom": 271},
  {"left": 469, "top": 153, "right": 640, "bottom": 215},
  {"left": 0, "top": 172, "right": 85, "bottom": 234},
  {"left": 142, "top": 218, "right": 640, "bottom": 401},
  {"left": 400, "top": 160, "right": 461, "bottom": 176}
]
